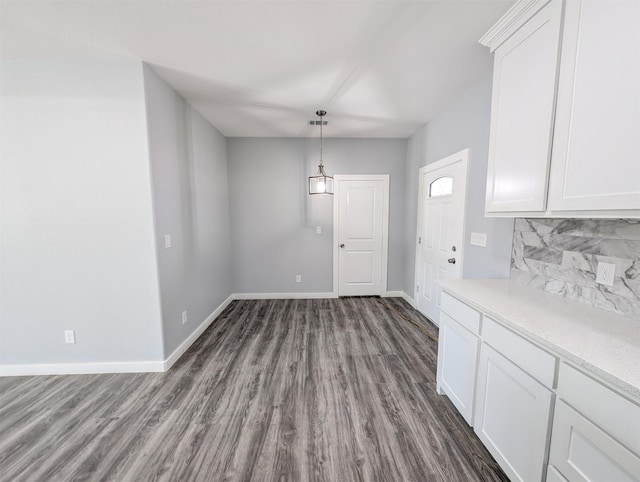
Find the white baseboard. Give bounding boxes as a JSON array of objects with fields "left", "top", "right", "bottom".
[
  {"left": 163, "top": 294, "right": 234, "bottom": 371},
  {"left": 233, "top": 292, "right": 338, "bottom": 300},
  {"left": 0, "top": 360, "right": 165, "bottom": 377},
  {"left": 0, "top": 294, "right": 235, "bottom": 377},
  {"left": 401, "top": 291, "right": 416, "bottom": 308},
  {"left": 382, "top": 291, "right": 403, "bottom": 297},
  {"left": 382, "top": 290, "right": 416, "bottom": 307}
]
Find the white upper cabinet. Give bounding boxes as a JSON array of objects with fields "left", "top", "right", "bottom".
[
  {"left": 481, "top": 0, "right": 640, "bottom": 218},
  {"left": 548, "top": 0, "right": 640, "bottom": 213},
  {"left": 484, "top": 0, "right": 563, "bottom": 213}
]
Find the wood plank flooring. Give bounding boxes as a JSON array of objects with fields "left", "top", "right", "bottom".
[{"left": 0, "top": 297, "right": 508, "bottom": 481}]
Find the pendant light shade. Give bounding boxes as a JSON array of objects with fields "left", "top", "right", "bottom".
[{"left": 309, "top": 110, "right": 334, "bottom": 195}]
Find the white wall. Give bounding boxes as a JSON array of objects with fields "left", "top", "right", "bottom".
[
  {"left": 404, "top": 72, "right": 514, "bottom": 295},
  {"left": 227, "top": 137, "right": 407, "bottom": 294},
  {"left": 0, "top": 58, "right": 164, "bottom": 367},
  {"left": 143, "top": 65, "right": 232, "bottom": 358}
]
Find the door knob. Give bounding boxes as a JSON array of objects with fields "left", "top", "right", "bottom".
[
  {"left": 447, "top": 258, "right": 456, "bottom": 264},
  {"left": 340, "top": 244, "right": 345, "bottom": 248}
]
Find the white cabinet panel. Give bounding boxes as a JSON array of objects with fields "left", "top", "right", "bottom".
[
  {"left": 474, "top": 343, "right": 554, "bottom": 482},
  {"left": 549, "top": 401, "right": 640, "bottom": 482},
  {"left": 548, "top": 0, "right": 640, "bottom": 213},
  {"left": 440, "top": 292, "right": 481, "bottom": 334},
  {"left": 546, "top": 465, "right": 569, "bottom": 482},
  {"left": 436, "top": 312, "right": 480, "bottom": 425},
  {"left": 482, "top": 316, "right": 557, "bottom": 389},
  {"left": 485, "top": 0, "right": 563, "bottom": 213},
  {"left": 557, "top": 363, "right": 640, "bottom": 455}
]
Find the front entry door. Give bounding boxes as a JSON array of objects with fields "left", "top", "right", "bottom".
[
  {"left": 334, "top": 176, "right": 389, "bottom": 296},
  {"left": 415, "top": 149, "right": 468, "bottom": 325}
]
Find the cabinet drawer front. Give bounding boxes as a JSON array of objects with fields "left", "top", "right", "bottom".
[
  {"left": 558, "top": 363, "right": 640, "bottom": 454},
  {"left": 549, "top": 400, "right": 640, "bottom": 482},
  {"left": 482, "top": 316, "right": 556, "bottom": 388},
  {"left": 440, "top": 292, "right": 480, "bottom": 334}
]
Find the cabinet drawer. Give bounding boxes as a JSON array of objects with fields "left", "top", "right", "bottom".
[
  {"left": 557, "top": 363, "right": 640, "bottom": 455},
  {"left": 549, "top": 400, "right": 640, "bottom": 482},
  {"left": 440, "top": 292, "right": 480, "bottom": 335},
  {"left": 482, "top": 317, "right": 556, "bottom": 388}
]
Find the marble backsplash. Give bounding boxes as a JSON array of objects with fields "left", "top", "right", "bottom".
[{"left": 511, "top": 218, "right": 640, "bottom": 320}]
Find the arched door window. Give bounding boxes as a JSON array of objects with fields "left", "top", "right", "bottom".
[{"left": 429, "top": 176, "right": 453, "bottom": 197}]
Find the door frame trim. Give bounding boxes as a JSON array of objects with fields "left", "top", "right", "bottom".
[
  {"left": 332, "top": 175, "right": 390, "bottom": 297},
  {"left": 414, "top": 148, "right": 469, "bottom": 311}
]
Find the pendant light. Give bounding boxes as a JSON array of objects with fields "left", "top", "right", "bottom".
[{"left": 309, "top": 110, "right": 334, "bottom": 195}]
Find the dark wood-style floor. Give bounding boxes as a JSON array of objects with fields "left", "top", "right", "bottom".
[{"left": 0, "top": 297, "right": 508, "bottom": 481}]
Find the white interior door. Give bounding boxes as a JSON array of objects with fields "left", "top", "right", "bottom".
[
  {"left": 415, "top": 149, "right": 468, "bottom": 325},
  {"left": 334, "top": 176, "right": 389, "bottom": 296}
]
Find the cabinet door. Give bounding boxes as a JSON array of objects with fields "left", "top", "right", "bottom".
[
  {"left": 548, "top": 0, "right": 640, "bottom": 214},
  {"left": 549, "top": 400, "right": 640, "bottom": 482},
  {"left": 436, "top": 312, "right": 480, "bottom": 425},
  {"left": 474, "top": 344, "right": 554, "bottom": 482},
  {"left": 546, "top": 465, "right": 569, "bottom": 482},
  {"left": 485, "top": 0, "right": 563, "bottom": 213}
]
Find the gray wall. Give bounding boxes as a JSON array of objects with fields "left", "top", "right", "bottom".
[
  {"left": 227, "top": 138, "right": 407, "bottom": 294},
  {"left": 143, "top": 65, "right": 232, "bottom": 358},
  {"left": 404, "top": 72, "right": 514, "bottom": 295},
  {"left": 1, "top": 58, "right": 164, "bottom": 365}
]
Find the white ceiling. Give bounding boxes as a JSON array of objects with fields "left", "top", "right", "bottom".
[{"left": 1, "top": 0, "right": 514, "bottom": 138}]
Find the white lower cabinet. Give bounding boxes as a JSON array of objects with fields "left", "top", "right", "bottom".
[
  {"left": 436, "top": 312, "right": 480, "bottom": 425},
  {"left": 474, "top": 343, "right": 554, "bottom": 482},
  {"left": 549, "top": 401, "right": 639, "bottom": 482},
  {"left": 437, "top": 291, "right": 640, "bottom": 482},
  {"left": 546, "top": 465, "right": 569, "bottom": 482},
  {"left": 548, "top": 364, "right": 640, "bottom": 482}
]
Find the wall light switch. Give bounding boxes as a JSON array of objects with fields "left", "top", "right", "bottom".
[
  {"left": 164, "top": 234, "right": 172, "bottom": 248},
  {"left": 470, "top": 232, "right": 487, "bottom": 247},
  {"left": 296, "top": 275, "right": 302, "bottom": 283},
  {"left": 64, "top": 330, "right": 75, "bottom": 344},
  {"left": 182, "top": 310, "right": 188, "bottom": 324},
  {"left": 596, "top": 262, "right": 615, "bottom": 287},
  {"left": 316, "top": 225, "right": 322, "bottom": 234}
]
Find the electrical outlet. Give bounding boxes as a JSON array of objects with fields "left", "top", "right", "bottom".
[
  {"left": 295, "top": 275, "right": 302, "bottom": 283},
  {"left": 596, "top": 262, "right": 616, "bottom": 287},
  {"left": 64, "top": 330, "right": 76, "bottom": 344},
  {"left": 182, "top": 310, "right": 188, "bottom": 324},
  {"left": 164, "top": 234, "right": 172, "bottom": 248}
]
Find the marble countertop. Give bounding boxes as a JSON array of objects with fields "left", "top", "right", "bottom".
[{"left": 439, "top": 279, "right": 640, "bottom": 399}]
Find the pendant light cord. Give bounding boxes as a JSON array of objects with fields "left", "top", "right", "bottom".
[{"left": 319, "top": 114, "right": 324, "bottom": 168}]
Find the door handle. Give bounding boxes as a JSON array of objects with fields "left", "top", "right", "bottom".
[
  {"left": 340, "top": 244, "right": 345, "bottom": 248},
  {"left": 447, "top": 258, "right": 456, "bottom": 264}
]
